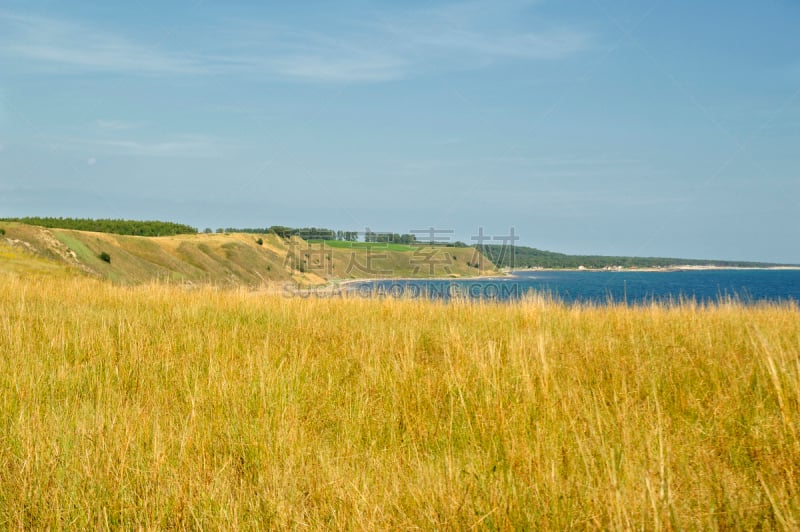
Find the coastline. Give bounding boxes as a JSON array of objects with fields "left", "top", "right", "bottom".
[
  {"left": 325, "top": 272, "right": 509, "bottom": 288},
  {"left": 509, "top": 265, "right": 800, "bottom": 273},
  {"left": 281, "top": 272, "right": 510, "bottom": 295},
  {"left": 295, "top": 266, "right": 800, "bottom": 291}
]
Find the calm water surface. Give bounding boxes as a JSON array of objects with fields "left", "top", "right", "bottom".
[{"left": 345, "top": 270, "right": 800, "bottom": 305}]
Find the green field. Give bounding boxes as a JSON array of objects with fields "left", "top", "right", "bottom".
[{"left": 307, "top": 239, "right": 419, "bottom": 252}]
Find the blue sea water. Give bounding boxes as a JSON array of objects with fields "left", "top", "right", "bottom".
[{"left": 345, "top": 270, "right": 800, "bottom": 305}]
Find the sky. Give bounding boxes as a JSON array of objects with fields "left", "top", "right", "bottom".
[{"left": 1, "top": 0, "right": 799, "bottom": 263}]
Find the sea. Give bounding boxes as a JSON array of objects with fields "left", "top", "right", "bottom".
[{"left": 343, "top": 269, "right": 800, "bottom": 305}]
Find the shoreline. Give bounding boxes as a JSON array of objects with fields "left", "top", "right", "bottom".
[
  {"left": 282, "top": 272, "right": 509, "bottom": 294},
  {"left": 328, "top": 271, "right": 509, "bottom": 286},
  {"left": 509, "top": 266, "right": 800, "bottom": 273},
  {"left": 328, "top": 266, "right": 800, "bottom": 286}
]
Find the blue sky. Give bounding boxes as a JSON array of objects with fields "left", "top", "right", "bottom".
[{"left": 1, "top": 0, "right": 798, "bottom": 262}]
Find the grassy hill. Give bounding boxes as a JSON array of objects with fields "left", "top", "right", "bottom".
[
  {"left": 0, "top": 222, "right": 496, "bottom": 286},
  {"left": 0, "top": 238, "right": 76, "bottom": 278}
]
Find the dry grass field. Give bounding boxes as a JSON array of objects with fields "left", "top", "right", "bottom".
[{"left": 1, "top": 272, "right": 799, "bottom": 529}]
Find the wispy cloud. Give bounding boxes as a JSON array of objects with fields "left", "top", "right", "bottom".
[
  {"left": 94, "top": 120, "right": 146, "bottom": 131},
  {"left": 0, "top": 2, "right": 592, "bottom": 83},
  {"left": 0, "top": 10, "right": 202, "bottom": 75},
  {"left": 58, "top": 135, "right": 230, "bottom": 158},
  {"left": 265, "top": 49, "right": 409, "bottom": 83},
  {"left": 226, "top": 1, "right": 593, "bottom": 82},
  {"left": 379, "top": 0, "right": 590, "bottom": 61},
  {"left": 390, "top": 155, "right": 644, "bottom": 175}
]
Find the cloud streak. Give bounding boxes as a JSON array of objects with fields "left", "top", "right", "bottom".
[
  {"left": 58, "top": 135, "right": 230, "bottom": 158},
  {"left": 0, "top": 2, "right": 592, "bottom": 83},
  {"left": 379, "top": 0, "right": 590, "bottom": 61},
  {"left": 225, "top": 1, "right": 592, "bottom": 82},
  {"left": 94, "top": 120, "right": 146, "bottom": 131},
  {"left": 0, "top": 11, "right": 203, "bottom": 75}
]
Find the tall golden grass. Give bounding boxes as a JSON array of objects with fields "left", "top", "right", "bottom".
[{"left": 1, "top": 274, "right": 799, "bottom": 529}]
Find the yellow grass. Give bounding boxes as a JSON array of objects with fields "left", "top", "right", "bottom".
[{"left": 1, "top": 274, "right": 799, "bottom": 529}]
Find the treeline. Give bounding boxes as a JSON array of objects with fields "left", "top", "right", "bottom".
[
  {"left": 364, "top": 230, "right": 417, "bottom": 244},
  {"left": 215, "top": 226, "right": 358, "bottom": 240},
  {"left": 2, "top": 217, "right": 198, "bottom": 236},
  {"left": 220, "top": 226, "right": 423, "bottom": 244},
  {"left": 479, "top": 244, "right": 780, "bottom": 269}
]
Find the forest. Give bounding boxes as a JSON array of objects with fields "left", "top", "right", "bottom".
[{"left": 0, "top": 217, "right": 198, "bottom": 236}]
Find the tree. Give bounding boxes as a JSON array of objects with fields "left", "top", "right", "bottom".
[{"left": 269, "top": 226, "right": 294, "bottom": 239}]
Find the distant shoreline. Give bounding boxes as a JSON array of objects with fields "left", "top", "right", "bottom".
[
  {"left": 509, "top": 266, "right": 800, "bottom": 273},
  {"left": 281, "top": 273, "right": 508, "bottom": 294},
  {"left": 320, "top": 266, "right": 800, "bottom": 289},
  {"left": 328, "top": 272, "right": 509, "bottom": 287}
]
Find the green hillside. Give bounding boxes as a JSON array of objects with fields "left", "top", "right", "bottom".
[{"left": 0, "top": 222, "right": 496, "bottom": 286}]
